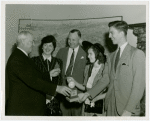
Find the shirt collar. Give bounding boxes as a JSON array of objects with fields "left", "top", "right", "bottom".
[
  {"left": 119, "top": 42, "right": 128, "bottom": 51},
  {"left": 17, "top": 47, "right": 28, "bottom": 56},
  {"left": 42, "top": 54, "right": 52, "bottom": 62},
  {"left": 69, "top": 45, "right": 79, "bottom": 53},
  {"left": 117, "top": 42, "right": 128, "bottom": 57}
]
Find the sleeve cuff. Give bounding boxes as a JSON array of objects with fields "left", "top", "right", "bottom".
[{"left": 83, "top": 85, "right": 87, "bottom": 92}]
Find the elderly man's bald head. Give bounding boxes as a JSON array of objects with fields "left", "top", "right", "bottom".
[
  {"left": 17, "top": 31, "right": 34, "bottom": 54},
  {"left": 17, "top": 31, "right": 33, "bottom": 45}
]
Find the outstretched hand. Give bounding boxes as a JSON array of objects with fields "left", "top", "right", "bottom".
[
  {"left": 78, "top": 92, "right": 90, "bottom": 103},
  {"left": 50, "top": 68, "right": 61, "bottom": 77},
  {"left": 122, "top": 110, "right": 132, "bottom": 116},
  {"left": 67, "top": 77, "right": 76, "bottom": 84},
  {"left": 56, "top": 85, "right": 72, "bottom": 97}
]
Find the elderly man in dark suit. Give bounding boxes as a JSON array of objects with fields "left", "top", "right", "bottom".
[
  {"left": 78, "top": 21, "right": 145, "bottom": 116},
  {"left": 56, "top": 29, "right": 87, "bottom": 116},
  {"left": 5, "top": 31, "right": 71, "bottom": 116}
]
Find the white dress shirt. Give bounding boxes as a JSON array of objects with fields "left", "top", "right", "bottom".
[
  {"left": 42, "top": 54, "right": 52, "bottom": 62},
  {"left": 116, "top": 42, "right": 128, "bottom": 57},
  {"left": 86, "top": 64, "right": 102, "bottom": 88},
  {"left": 65, "top": 46, "right": 79, "bottom": 75}
]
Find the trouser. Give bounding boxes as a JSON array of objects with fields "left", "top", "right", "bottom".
[
  {"left": 60, "top": 100, "right": 82, "bottom": 116},
  {"left": 106, "top": 89, "right": 119, "bottom": 116},
  {"left": 106, "top": 89, "right": 141, "bottom": 116}
]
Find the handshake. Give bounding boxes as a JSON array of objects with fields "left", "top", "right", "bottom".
[
  {"left": 56, "top": 86, "right": 90, "bottom": 103},
  {"left": 56, "top": 86, "right": 91, "bottom": 103},
  {"left": 77, "top": 92, "right": 90, "bottom": 103},
  {"left": 56, "top": 76, "right": 91, "bottom": 103}
]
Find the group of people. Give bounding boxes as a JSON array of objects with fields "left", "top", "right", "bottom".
[{"left": 5, "top": 20, "right": 145, "bottom": 116}]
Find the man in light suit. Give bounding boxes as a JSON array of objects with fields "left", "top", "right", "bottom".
[
  {"left": 5, "top": 31, "right": 71, "bottom": 115},
  {"left": 79, "top": 21, "right": 145, "bottom": 116},
  {"left": 56, "top": 29, "right": 87, "bottom": 116}
]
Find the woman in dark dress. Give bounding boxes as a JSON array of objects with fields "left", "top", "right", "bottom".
[{"left": 31, "top": 35, "right": 62, "bottom": 116}]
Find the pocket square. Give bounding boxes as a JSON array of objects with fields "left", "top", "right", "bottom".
[
  {"left": 81, "top": 56, "right": 84, "bottom": 59},
  {"left": 122, "top": 63, "right": 128, "bottom": 66}
]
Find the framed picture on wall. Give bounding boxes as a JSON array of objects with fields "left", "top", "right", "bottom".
[{"left": 18, "top": 16, "right": 123, "bottom": 57}]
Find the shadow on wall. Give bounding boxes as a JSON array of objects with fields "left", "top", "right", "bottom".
[
  {"left": 65, "top": 37, "right": 69, "bottom": 47},
  {"left": 11, "top": 43, "right": 17, "bottom": 53},
  {"left": 104, "top": 32, "right": 117, "bottom": 53}
]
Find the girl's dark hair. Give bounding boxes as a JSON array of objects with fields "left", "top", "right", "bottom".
[
  {"left": 39, "top": 35, "right": 56, "bottom": 55},
  {"left": 89, "top": 43, "right": 106, "bottom": 64}
]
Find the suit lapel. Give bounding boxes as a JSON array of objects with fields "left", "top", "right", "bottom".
[
  {"left": 39, "top": 55, "right": 46, "bottom": 66},
  {"left": 50, "top": 57, "right": 56, "bottom": 70},
  {"left": 111, "top": 52, "right": 117, "bottom": 77},
  {"left": 17, "top": 49, "right": 43, "bottom": 73},
  {"left": 17, "top": 49, "right": 34, "bottom": 67},
  {"left": 73, "top": 46, "right": 83, "bottom": 71},
  {"left": 84, "top": 65, "right": 90, "bottom": 85},
  {"left": 37, "top": 55, "right": 47, "bottom": 72},
  {"left": 112, "top": 44, "right": 131, "bottom": 76},
  {"left": 16, "top": 48, "right": 29, "bottom": 60},
  {"left": 63, "top": 47, "right": 69, "bottom": 76},
  {"left": 117, "top": 44, "right": 131, "bottom": 70},
  {"left": 92, "top": 64, "right": 104, "bottom": 86}
]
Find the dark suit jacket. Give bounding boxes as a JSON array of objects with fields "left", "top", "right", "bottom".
[
  {"left": 56, "top": 46, "right": 87, "bottom": 93},
  {"left": 105, "top": 44, "right": 145, "bottom": 115},
  {"left": 31, "top": 55, "right": 63, "bottom": 85},
  {"left": 5, "top": 48, "right": 57, "bottom": 116},
  {"left": 31, "top": 55, "right": 63, "bottom": 100}
]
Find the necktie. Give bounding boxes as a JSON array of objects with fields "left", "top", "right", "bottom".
[
  {"left": 66, "top": 49, "right": 75, "bottom": 76},
  {"left": 45, "top": 59, "right": 50, "bottom": 71},
  {"left": 115, "top": 48, "right": 120, "bottom": 72}
]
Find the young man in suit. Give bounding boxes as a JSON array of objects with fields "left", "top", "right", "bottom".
[
  {"left": 78, "top": 21, "right": 145, "bottom": 116},
  {"left": 56, "top": 29, "right": 87, "bottom": 116},
  {"left": 5, "top": 31, "right": 71, "bottom": 116}
]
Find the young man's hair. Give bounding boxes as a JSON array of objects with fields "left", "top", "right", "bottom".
[{"left": 108, "top": 21, "right": 128, "bottom": 35}]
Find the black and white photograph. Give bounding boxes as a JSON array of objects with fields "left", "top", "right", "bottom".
[{"left": 1, "top": 1, "right": 148, "bottom": 120}]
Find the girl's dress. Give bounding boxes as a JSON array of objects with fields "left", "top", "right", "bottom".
[{"left": 82, "top": 63, "right": 108, "bottom": 116}]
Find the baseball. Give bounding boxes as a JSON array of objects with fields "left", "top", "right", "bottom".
[{"left": 68, "top": 81, "right": 75, "bottom": 88}]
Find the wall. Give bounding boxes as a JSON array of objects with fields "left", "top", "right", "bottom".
[{"left": 5, "top": 5, "right": 146, "bottom": 62}]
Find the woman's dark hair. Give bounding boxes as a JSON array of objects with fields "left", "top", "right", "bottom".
[
  {"left": 39, "top": 35, "right": 56, "bottom": 55},
  {"left": 89, "top": 43, "right": 106, "bottom": 64}
]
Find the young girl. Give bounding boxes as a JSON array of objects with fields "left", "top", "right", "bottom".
[{"left": 67, "top": 43, "right": 109, "bottom": 116}]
